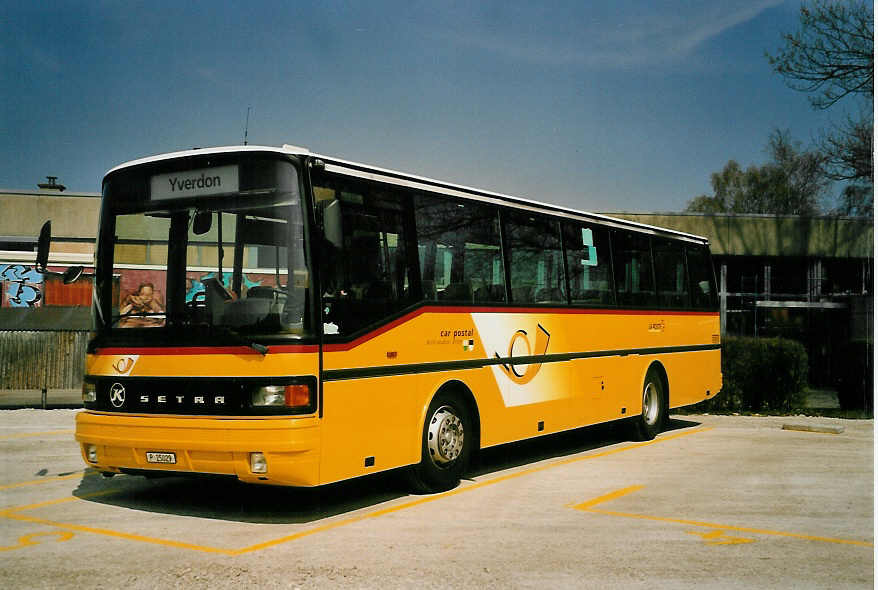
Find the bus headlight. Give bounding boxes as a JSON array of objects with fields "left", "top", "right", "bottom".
[
  {"left": 86, "top": 444, "right": 98, "bottom": 463},
  {"left": 251, "top": 385, "right": 285, "bottom": 406},
  {"left": 82, "top": 382, "right": 97, "bottom": 403},
  {"left": 250, "top": 384, "right": 312, "bottom": 409}
]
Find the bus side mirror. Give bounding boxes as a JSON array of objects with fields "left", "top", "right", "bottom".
[
  {"left": 193, "top": 211, "right": 212, "bottom": 235},
  {"left": 36, "top": 220, "right": 51, "bottom": 272},
  {"left": 63, "top": 266, "right": 84, "bottom": 284}
]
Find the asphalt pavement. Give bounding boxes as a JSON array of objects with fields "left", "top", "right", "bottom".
[{"left": 0, "top": 410, "right": 871, "bottom": 588}]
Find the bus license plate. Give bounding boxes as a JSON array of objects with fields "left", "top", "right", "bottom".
[{"left": 146, "top": 452, "right": 176, "bottom": 464}]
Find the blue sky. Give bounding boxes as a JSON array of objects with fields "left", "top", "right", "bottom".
[{"left": 2, "top": 1, "right": 842, "bottom": 212}]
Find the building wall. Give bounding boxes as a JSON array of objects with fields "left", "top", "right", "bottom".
[
  {"left": 0, "top": 190, "right": 100, "bottom": 242},
  {"left": 605, "top": 212, "right": 873, "bottom": 258}
]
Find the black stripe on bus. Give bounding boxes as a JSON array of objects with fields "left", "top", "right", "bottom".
[{"left": 321, "top": 343, "right": 720, "bottom": 382}]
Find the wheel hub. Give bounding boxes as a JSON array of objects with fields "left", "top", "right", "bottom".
[
  {"left": 643, "top": 382, "right": 659, "bottom": 426},
  {"left": 427, "top": 406, "right": 464, "bottom": 465}
]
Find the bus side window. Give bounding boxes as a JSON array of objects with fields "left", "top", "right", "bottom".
[
  {"left": 563, "top": 222, "right": 614, "bottom": 306},
  {"left": 653, "top": 238, "right": 690, "bottom": 309},
  {"left": 612, "top": 230, "right": 656, "bottom": 308},
  {"left": 414, "top": 195, "right": 504, "bottom": 303},
  {"left": 686, "top": 245, "right": 718, "bottom": 309},
  {"left": 504, "top": 211, "right": 565, "bottom": 304},
  {"left": 312, "top": 175, "right": 415, "bottom": 335}
]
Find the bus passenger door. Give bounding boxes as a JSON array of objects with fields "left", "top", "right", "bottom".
[{"left": 313, "top": 172, "right": 423, "bottom": 484}]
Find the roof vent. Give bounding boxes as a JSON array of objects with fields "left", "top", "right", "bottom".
[
  {"left": 282, "top": 144, "right": 310, "bottom": 154},
  {"left": 37, "top": 176, "right": 66, "bottom": 192}
]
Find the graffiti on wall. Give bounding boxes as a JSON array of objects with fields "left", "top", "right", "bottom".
[{"left": 0, "top": 265, "right": 43, "bottom": 307}]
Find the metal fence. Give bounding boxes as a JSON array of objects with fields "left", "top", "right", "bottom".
[{"left": 0, "top": 330, "right": 89, "bottom": 389}]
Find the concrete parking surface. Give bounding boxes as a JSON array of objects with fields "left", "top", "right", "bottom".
[{"left": 0, "top": 410, "right": 872, "bottom": 588}]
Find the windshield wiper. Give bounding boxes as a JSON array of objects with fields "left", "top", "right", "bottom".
[
  {"left": 109, "top": 312, "right": 268, "bottom": 355},
  {"left": 210, "top": 325, "right": 269, "bottom": 356}
]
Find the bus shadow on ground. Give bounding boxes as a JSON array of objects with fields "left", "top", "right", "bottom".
[
  {"left": 72, "top": 417, "right": 701, "bottom": 525},
  {"left": 470, "top": 417, "right": 700, "bottom": 477}
]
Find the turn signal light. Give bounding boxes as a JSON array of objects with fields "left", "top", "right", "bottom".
[{"left": 284, "top": 384, "right": 310, "bottom": 407}]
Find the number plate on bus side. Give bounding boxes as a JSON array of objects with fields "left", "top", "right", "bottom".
[{"left": 146, "top": 452, "right": 176, "bottom": 464}]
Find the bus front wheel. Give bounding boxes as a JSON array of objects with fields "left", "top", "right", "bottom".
[
  {"left": 407, "top": 393, "right": 473, "bottom": 493},
  {"left": 633, "top": 368, "right": 666, "bottom": 441}
]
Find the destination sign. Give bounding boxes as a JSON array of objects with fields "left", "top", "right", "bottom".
[{"left": 150, "top": 165, "right": 238, "bottom": 200}]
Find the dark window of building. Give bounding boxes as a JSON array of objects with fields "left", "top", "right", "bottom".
[
  {"left": 563, "top": 222, "right": 614, "bottom": 306},
  {"left": 0, "top": 238, "right": 37, "bottom": 251},
  {"left": 770, "top": 256, "right": 807, "bottom": 298},
  {"left": 725, "top": 256, "right": 763, "bottom": 295},
  {"left": 825, "top": 258, "right": 872, "bottom": 295},
  {"left": 504, "top": 211, "right": 565, "bottom": 304}
]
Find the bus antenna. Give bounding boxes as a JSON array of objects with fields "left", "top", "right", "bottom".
[{"left": 243, "top": 106, "right": 251, "bottom": 145}]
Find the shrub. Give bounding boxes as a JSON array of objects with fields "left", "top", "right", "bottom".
[{"left": 694, "top": 336, "right": 808, "bottom": 413}]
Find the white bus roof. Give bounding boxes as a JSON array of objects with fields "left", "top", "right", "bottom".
[{"left": 105, "top": 144, "right": 709, "bottom": 244}]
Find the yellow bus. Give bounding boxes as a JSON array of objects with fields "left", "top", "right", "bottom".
[{"left": 42, "top": 145, "right": 721, "bottom": 492}]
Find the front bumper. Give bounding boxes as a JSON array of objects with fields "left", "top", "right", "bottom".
[{"left": 75, "top": 410, "right": 320, "bottom": 486}]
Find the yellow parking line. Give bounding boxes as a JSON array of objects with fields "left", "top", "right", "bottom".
[
  {"left": 570, "top": 485, "right": 644, "bottom": 511},
  {"left": 1, "top": 427, "right": 712, "bottom": 556},
  {"left": 0, "top": 488, "right": 235, "bottom": 554},
  {"left": 590, "top": 508, "right": 873, "bottom": 548},
  {"left": 0, "top": 429, "right": 74, "bottom": 441},
  {"left": 573, "top": 485, "right": 873, "bottom": 548},
  {"left": 0, "top": 471, "right": 90, "bottom": 492},
  {"left": 0, "top": 489, "right": 117, "bottom": 515},
  {"left": 3, "top": 509, "right": 237, "bottom": 555},
  {"left": 1, "top": 495, "right": 81, "bottom": 515}
]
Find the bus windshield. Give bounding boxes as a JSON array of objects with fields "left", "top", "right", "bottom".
[{"left": 99, "top": 158, "right": 312, "bottom": 339}]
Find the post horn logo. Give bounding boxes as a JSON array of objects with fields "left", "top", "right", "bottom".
[
  {"left": 496, "top": 324, "right": 551, "bottom": 385},
  {"left": 113, "top": 357, "right": 135, "bottom": 374}
]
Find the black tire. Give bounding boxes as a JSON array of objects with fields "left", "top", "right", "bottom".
[
  {"left": 407, "top": 392, "right": 473, "bottom": 493},
  {"left": 633, "top": 367, "right": 667, "bottom": 441}
]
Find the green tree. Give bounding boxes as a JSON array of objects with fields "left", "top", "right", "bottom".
[
  {"left": 767, "top": 0, "right": 873, "bottom": 214},
  {"left": 686, "top": 131, "right": 827, "bottom": 215}
]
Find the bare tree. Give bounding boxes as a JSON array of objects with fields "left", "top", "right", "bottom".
[
  {"left": 767, "top": 1, "right": 873, "bottom": 213},
  {"left": 820, "top": 109, "right": 873, "bottom": 181},
  {"left": 768, "top": 0, "right": 873, "bottom": 110}
]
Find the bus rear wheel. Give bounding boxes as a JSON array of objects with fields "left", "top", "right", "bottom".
[
  {"left": 407, "top": 393, "right": 473, "bottom": 493},
  {"left": 633, "top": 368, "right": 666, "bottom": 441}
]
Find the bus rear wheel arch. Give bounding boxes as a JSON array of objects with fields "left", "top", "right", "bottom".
[{"left": 407, "top": 386, "right": 478, "bottom": 493}]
